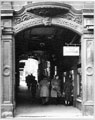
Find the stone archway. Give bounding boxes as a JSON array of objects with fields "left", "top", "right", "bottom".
[
  {"left": 1, "top": 1, "right": 94, "bottom": 118},
  {"left": 13, "top": 2, "right": 83, "bottom": 35}
]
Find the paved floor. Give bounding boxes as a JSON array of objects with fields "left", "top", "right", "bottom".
[
  {"left": 16, "top": 104, "right": 83, "bottom": 118},
  {"left": 1, "top": 81, "right": 93, "bottom": 120},
  {"left": 15, "top": 81, "right": 83, "bottom": 118}
]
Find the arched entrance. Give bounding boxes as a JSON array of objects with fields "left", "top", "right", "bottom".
[
  {"left": 1, "top": 1, "right": 94, "bottom": 118},
  {"left": 15, "top": 24, "right": 82, "bottom": 117},
  {"left": 14, "top": 2, "right": 82, "bottom": 117}
]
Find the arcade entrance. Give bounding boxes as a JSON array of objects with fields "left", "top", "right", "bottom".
[
  {"left": 15, "top": 25, "right": 82, "bottom": 117},
  {"left": 1, "top": 1, "right": 94, "bottom": 118}
]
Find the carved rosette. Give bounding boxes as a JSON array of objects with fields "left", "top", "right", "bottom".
[
  {"left": 86, "top": 66, "right": 93, "bottom": 75},
  {"left": 3, "top": 65, "right": 10, "bottom": 76}
]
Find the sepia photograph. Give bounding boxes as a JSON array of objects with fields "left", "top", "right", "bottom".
[{"left": 0, "top": 0, "right": 95, "bottom": 120}]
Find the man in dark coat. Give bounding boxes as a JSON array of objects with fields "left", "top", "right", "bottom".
[
  {"left": 64, "top": 79, "right": 73, "bottom": 105},
  {"left": 31, "top": 76, "right": 37, "bottom": 99},
  {"left": 26, "top": 74, "right": 32, "bottom": 90}
]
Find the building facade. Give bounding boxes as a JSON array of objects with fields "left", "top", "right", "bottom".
[{"left": 0, "top": 1, "right": 95, "bottom": 118}]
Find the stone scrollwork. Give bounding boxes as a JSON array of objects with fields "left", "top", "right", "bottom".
[
  {"left": 1, "top": 111, "right": 13, "bottom": 118},
  {"left": 13, "top": 8, "right": 82, "bottom": 34},
  {"left": 59, "top": 13, "right": 82, "bottom": 25},
  {"left": 14, "top": 12, "right": 38, "bottom": 25},
  {"left": 14, "top": 17, "right": 43, "bottom": 33},
  {"left": 14, "top": 10, "right": 82, "bottom": 26}
]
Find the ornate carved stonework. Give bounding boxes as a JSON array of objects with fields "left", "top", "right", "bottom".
[
  {"left": 14, "top": 16, "right": 82, "bottom": 34},
  {"left": 1, "top": 111, "right": 13, "bottom": 118},
  {"left": 42, "top": 17, "right": 52, "bottom": 26},
  {"left": 3, "top": 65, "right": 10, "bottom": 76},
  {"left": 14, "top": 17, "right": 43, "bottom": 33},
  {"left": 14, "top": 12, "right": 39, "bottom": 25},
  {"left": 52, "top": 18, "right": 82, "bottom": 33},
  {"left": 13, "top": 6, "right": 82, "bottom": 35},
  {"left": 14, "top": 11, "right": 82, "bottom": 26},
  {"left": 86, "top": 66, "right": 93, "bottom": 76},
  {"left": 58, "top": 13, "right": 82, "bottom": 25}
]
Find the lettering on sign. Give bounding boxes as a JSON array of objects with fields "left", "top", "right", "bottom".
[{"left": 63, "top": 46, "right": 79, "bottom": 56}]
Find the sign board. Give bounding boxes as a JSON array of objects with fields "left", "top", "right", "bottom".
[{"left": 63, "top": 46, "right": 79, "bottom": 56}]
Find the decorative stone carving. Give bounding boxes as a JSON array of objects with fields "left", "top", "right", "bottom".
[
  {"left": 14, "top": 17, "right": 82, "bottom": 34},
  {"left": 13, "top": 6, "right": 82, "bottom": 35},
  {"left": 14, "top": 12, "right": 38, "bottom": 25},
  {"left": 52, "top": 18, "right": 82, "bottom": 34},
  {"left": 1, "top": 111, "right": 13, "bottom": 118},
  {"left": 14, "top": 17, "right": 43, "bottom": 33},
  {"left": 58, "top": 13, "right": 82, "bottom": 25},
  {"left": 86, "top": 66, "right": 93, "bottom": 76},
  {"left": 14, "top": 11, "right": 82, "bottom": 26},
  {"left": 3, "top": 65, "right": 10, "bottom": 76},
  {"left": 42, "top": 17, "right": 52, "bottom": 26}
]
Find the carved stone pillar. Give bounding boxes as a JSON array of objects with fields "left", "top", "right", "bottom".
[
  {"left": 82, "top": 7, "right": 94, "bottom": 115},
  {"left": 1, "top": 2, "right": 14, "bottom": 118}
]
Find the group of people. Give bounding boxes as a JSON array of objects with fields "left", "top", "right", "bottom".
[
  {"left": 26, "top": 74, "right": 73, "bottom": 105},
  {"left": 39, "top": 75, "right": 61, "bottom": 105}
]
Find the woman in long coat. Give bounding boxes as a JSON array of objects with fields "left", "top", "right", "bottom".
[
  {"left": 39, "top": 77, "right": 50, "bottom": 104},
  {"left": 51, "top": 75, "right": 61, "bottom": 104}
]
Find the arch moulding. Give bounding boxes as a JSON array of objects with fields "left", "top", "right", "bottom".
[{"left": 13, "top": 2, "right": 83, "bottom": 35}]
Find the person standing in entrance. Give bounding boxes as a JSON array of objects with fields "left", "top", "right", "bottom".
[
  {"left": 51, "top": 75, "right": 61, "bottom": 104},
  {"left": 31, "top": 76, "right": 37, "bottom": 102},
  {"left": 39, "top": 76, "right": 50, "bottom": 105},
  {"left": 26, "top": 74, "right": 32, "bottom": 90},
  {"left": 64, "top": 77, "right": 73, "bottom": 105}
]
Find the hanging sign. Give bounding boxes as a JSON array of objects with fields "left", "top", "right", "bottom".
[{"left": 63, "top": 46, "right": 79, "bottom": 56}]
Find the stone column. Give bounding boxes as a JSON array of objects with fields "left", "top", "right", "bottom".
[
  {"left": 1, "top": 2, "right": 14, "bottom": 118},
  {"left": 82, "top": 5, "right": 94, "bottom": 115}
]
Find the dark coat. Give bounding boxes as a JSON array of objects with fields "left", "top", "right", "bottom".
[{"left": 64, "top": 81, "right": 73, "bottom": 101}]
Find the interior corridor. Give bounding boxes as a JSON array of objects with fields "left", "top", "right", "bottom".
[
  {"left": 15, "top": 20, "right": 83, "bottom": 118},
  {"left": 15, "top": 80, "right": 82, "bottom": 118}
]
